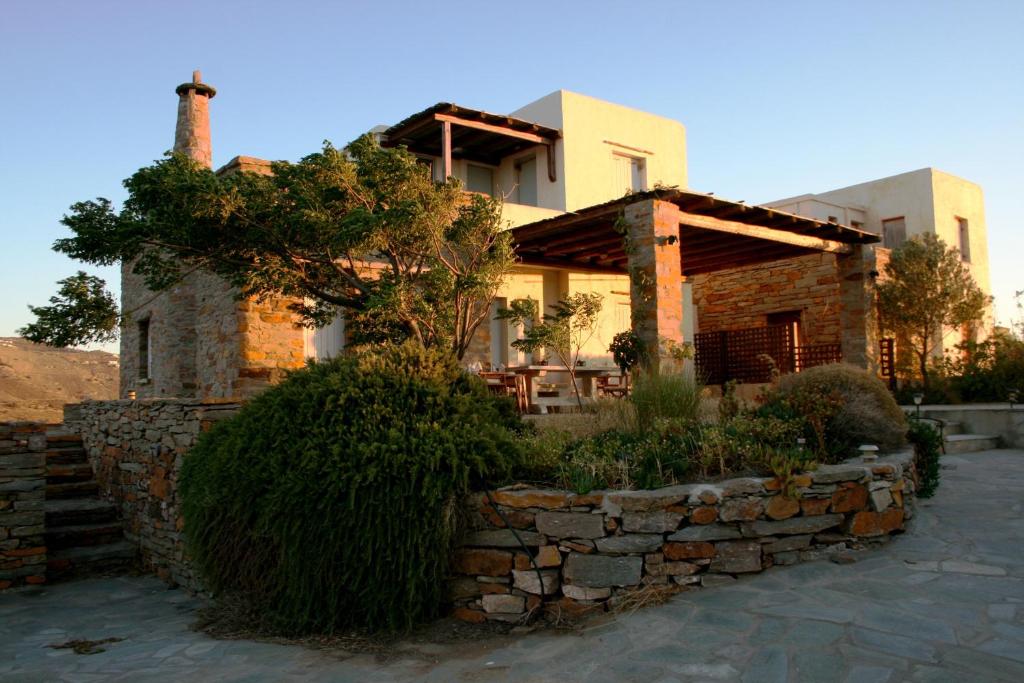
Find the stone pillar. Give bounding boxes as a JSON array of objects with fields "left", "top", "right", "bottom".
[
  {"left": 837, "top": 244, "right": 880, "bottom": 372},
  {"left": 174, "top": 70, "right": 216, "bottom": 167},
  {"left": 624, "top": 199, "right": 684, "bottom": 367}
]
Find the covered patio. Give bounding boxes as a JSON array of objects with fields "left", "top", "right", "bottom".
[{"left": 509, "top": 189, "right": 882, "bottom": 381}]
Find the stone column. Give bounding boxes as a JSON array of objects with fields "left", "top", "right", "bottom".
[
  {"left": 174, "top": 70, "right": 216, "bottom": 167},
  {"left": 837, "top": 244, "right": 880, "bottom": 372},
  {"left": 624, "top": 199, "right": 685, "bottom": 367}
]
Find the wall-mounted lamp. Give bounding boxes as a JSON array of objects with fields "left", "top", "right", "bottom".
[
  {"left": 868, "top": 269, "right": 880, "bottom": 279},
  {"left": 656, "top": 234, "right": 679, "bottom": 246}
]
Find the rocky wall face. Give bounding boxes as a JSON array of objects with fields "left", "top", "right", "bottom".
[
  {"left": 0, "top": 422, "right": 47, "bottom": 590},
  {"left": 64, "top": 400, "right": 240, "bottom": 590},
  {"left": 451, "top": 453, "right": 916, "bottom": 623},
  {"left": 690, "top": 253, "right": 841, "bottom": 345}
]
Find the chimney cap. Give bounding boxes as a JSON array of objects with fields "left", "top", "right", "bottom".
[{"left": 175, "top": 70, "right": 216, "bottom": 98}]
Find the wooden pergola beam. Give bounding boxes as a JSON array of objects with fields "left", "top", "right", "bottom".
[
  {"left": 545, "top": 235, "right": 624, "bottom": 257},
  {"left": 514, "top": 257, "right": 624, "bottom": 275},
  {"left": 678, "top": 212, "right": 853, "bottom": 254},
  {"left": 434, "top": 113, "right": 553, "bottom": 145}
]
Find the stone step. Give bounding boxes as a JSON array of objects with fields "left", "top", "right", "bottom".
[
  {"left": 45, "top": 522, "right": 124, "bottom": 550},
  {"left": 44, "top": 498, "right": 119, "bottom": 527},
  {"left": 944, "top": 433, "right": 1000, "bottom": 454},
  {"left": 940, "top": 421, "right": 964, "bottom": 434},
  {"left": 47, "top": 541, "right": 136, "bottom": 580},
  {"left": 45, "top": 446, "right": 89, "bottom": 465},
  {"left": 45, "top": 480, "right": 99, "bottom": 499},
  {"left": 45, "top": 462, "right": 94, "bottom": 484}
]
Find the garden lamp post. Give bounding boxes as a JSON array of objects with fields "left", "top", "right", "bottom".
[
  {"left": 1010, "top": 389, "right": 1019, "bottom": 410},
  {"left": 858, "top": 444, "right": 879, "bottom": 463},
  {"left": 913, "top": 392, "right": 924, "bottom": 419}
]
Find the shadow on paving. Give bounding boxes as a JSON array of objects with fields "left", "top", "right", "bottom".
[{"left": 1, "top": 449, "right": 1023, "bottom": 682}]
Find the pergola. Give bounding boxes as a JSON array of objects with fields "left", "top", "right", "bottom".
[
  {"left": 382, "top": 102, "right": 561, "bottom": 181},
  {"left": 509, "top": 189, "right": 883, "bottom": 370}
]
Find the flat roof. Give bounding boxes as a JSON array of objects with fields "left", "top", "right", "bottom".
[{"left": 511, "top": 188, "right": 879, "bottom": 276}]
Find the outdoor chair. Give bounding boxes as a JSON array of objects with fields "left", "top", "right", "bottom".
[{"left": 596, "top": 374, "right": 629, "bottom": 398}]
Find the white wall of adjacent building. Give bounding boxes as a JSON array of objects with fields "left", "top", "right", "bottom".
[{"left": 766, "top": 167, "right": 992, "bottom": 356}]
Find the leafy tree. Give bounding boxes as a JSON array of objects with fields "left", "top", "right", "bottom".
[
  {"left": 496, "top": 293, "right": 603, "bottom": 409},
  {"left": 18, "top": 272, "right": 118, "bottom": 348},
  {"left": 876, "top": 234, "right": 989, "bottom": 388},
  {"left": 23, "top": 135, "right": 515, "bottom": 358},
  {"left": 608, "top": 329, "right": 647, "bottom": 376}
]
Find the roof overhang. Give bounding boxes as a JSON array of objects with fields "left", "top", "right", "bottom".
[
  {"left": 381, "top": 102, "right": 561, "bottom": 167},
  {"left": 511, "top": 188, "right": 880, "bottom": 276}
]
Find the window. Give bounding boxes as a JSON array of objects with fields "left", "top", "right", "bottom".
[
  {"left": 137, "top": 318, "right": 151, "bottom": 381},
  {"left": 466, "top": 164, "right": 495, "bottom": 197},
  {"left": 958, "top": 217, "right": 971, "bottom": 262},
  {"left": 304, "top": 313, "right": 346, "bottom": 361},
  {"left": 613, "top": 154, "right": 646, "bottom": 194},
  {"left": 882, "top": 217, "right": 906, "bottom": 249},
  {"left": 515, "top": 158, "right": 538, "bottom": 206}
]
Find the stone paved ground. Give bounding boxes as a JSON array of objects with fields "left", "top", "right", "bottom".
[{"left": 2, "top": 449, "right": 1023, "bottom": 682}]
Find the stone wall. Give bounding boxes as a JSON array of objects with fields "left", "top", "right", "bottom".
[
  {"left": 0, "top": 422, "right": 47, "bottom": 590},
  {"left": 690, "top": 253, "right": 841, "bottom": 346},
  {"left": 61, "top": 398, "right": 917, "bottom": 621},
  {"left": 451, "top": 452, "right": 915, "bottom": 622},
  {"left": 64, "top": 400, "right": 241, "bottom": 589}
]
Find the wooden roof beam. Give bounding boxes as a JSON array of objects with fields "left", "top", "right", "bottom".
[
  {"left": 678, "top": 212, "right": 853, "bottom": 254},
  {"left": 435, "top": 113, "right": 553, "bottom": 145}
]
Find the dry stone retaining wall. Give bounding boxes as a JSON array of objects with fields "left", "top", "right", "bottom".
[
  {"left": 63, "top": 399, "right": 240, "bottom": 590},
  {"left": 58, "top": 399, "right": 918, "bottom": 624},
  {"left": 452, "top": 452, "right": 916, "bottom": 623},
  {"left": 0, "top": 422, "right": 47, "bottom": 590}
]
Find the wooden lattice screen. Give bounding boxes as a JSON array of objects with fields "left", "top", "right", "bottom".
[
  {"left": 794, "top": 343, "right": 843, "bottom": 370},
  {"left": 695, "top": 325, "right": 843, "bottom": 385},
  {"left": 879, "top": 337, "right": 896, "bottom": 389},
  {"left": 695, "top": 324, "right": 795, "bottom": 385}
]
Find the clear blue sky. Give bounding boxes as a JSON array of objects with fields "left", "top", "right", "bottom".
[{"left": 2, "top": 0, "right": 1022, "bottom": 351}]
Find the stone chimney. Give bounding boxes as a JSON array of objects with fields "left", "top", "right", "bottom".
[{"left": 174, "top": 70, "right": 216, "bottom": 168}]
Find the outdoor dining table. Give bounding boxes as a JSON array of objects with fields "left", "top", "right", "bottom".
[{"left": 505, "top": 365, "right": 612, "bottom": 413}]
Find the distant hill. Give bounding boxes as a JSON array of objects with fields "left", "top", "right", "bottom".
[{"left": 0, "top": 337, "right": 118, "bottom": 423}]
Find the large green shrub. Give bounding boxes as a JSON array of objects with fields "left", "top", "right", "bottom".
[
  {"left": 768, "top": 363, "right": 907, "bottom": 460},
  {"left": 946, "top": 332, "right": 1024, "bottom": 403},
  {"left": 179, "top": 343, "right": 523, "bottom": 634},
  {"left": 907, "top": 418, "right": 942, "bottom": 498}
]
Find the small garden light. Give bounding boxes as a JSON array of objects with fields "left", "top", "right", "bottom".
[
  {"left": 858, "top": 444, "right": 879, "bottom": 463},
  {"left": 1010, "top": 388, "right": 1019, "bottom": 410},
  {"left": 913, "top": 392, "right": 924, "bottom": 418}
]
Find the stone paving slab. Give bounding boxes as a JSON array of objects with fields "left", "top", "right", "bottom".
[{"left": 2, "top": 448, "right": 1023, "bottom": 682}]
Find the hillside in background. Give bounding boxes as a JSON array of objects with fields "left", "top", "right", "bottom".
[{"left": 0, "top": 337, "right": 118, "bottom": 423}]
